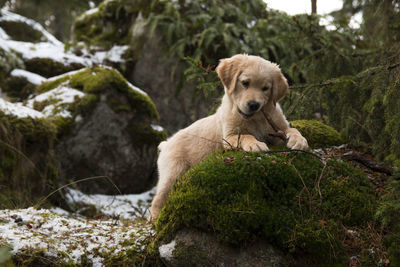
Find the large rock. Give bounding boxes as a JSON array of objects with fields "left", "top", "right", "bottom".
[
  {"left": 29, "top": 66, "right": 166, "bottom": 194},
  {"left": 72, "top": 0, "right": 214, "bottom": 134},
  {"left": 159, "top": 228, "right": 286, "bottom": 266},
  {"left": 153, "top": 150, "right": 378, "bottom": 265}
]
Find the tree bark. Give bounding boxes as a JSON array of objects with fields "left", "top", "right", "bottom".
[{"left": 311, "top": 0, "right": 317, "bottom": 14}]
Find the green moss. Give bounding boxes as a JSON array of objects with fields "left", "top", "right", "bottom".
[
  {"left": 25, "top": 58, "right": 84, "bottom": 78},
  {"left": 36, "top": 76, "right": 70, "bottom": 94},
  {"left": 291, "top": 120, "right": 343, "bottom": 148},
  {"left": 376, "top": 178, "right": 400, "bottom": 264},
  {"left": 0, "top": 112, "right": 59, "bottom": 209},
  {"left": 154, "top": 150, "right": 377, "bottom": 264},
  {"left": 72, "top": 0, "right": 134, "bottom": 48},
  {"left": 128, "top": 122, "right": 166, "bottom": 148},
  {"left": 5, "top": 76, "right": 35, "bottom": 100},
  {"left": 36, "top": 67, "right": 159, "bottom": 121},
  {"left": 0, "top": 20, "right": 43, "bottom": 43}
]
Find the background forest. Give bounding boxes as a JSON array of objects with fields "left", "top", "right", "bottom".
[
  {"left": 1, "top": 0, "right": 399, "bottom": 165},
  {"left": 1, "top": 0, "right": 400, "bottom": 266}
]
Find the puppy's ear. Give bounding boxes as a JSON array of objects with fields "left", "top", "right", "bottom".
[
  {"left": 272, "top": 72, "right": 289, "bottom": 105},
  {"left": 216, "top": 55, "right": 245, "bottom": 94}
]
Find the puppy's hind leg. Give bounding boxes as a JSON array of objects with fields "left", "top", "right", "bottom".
[{"left": 150, "top": 155, "right": 188, "bottom": 220}]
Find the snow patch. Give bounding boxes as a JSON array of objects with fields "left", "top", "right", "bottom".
[
  {"left": 4, "top": 40, "right": 92, "bottom": 66},
  {"left": 10, "top": 69, "right": 46, "bottom": 85},
  {"left": 159, "top": 240, "right": 176, "bottom": 262},
  {"left": 64, "top": 187, "right": 155, "bottom": 220},
  {"left": 0, "top": 208, "right": 155, "bottom": 266},
  {"left": 84, "top": 7, "right": 99, "bottom": 16},
  {"left": 25, "top": 86, "right": 86, "bottom": 118},
  {"left": 94, "top": 45, "right": 130, "bottom": 64},
  {"left": 0, "top": 98, "right": 44, "bottom": 118},
  {"left": 151, "top": 124, "right": 164, "bottom": 132},
  {"left": 127, "top": 81, "right": 147, "bottom": 96}
]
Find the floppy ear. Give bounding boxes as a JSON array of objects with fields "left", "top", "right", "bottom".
[
  {"left": 272, "top": 73, "right": 289, "bottom": 105},
  {"left": 216, "top": 55, "right": 245, "bottom": 94}
]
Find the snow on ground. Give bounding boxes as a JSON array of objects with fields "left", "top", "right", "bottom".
[
  {"left": 0, "top": 207, "right": 154, "bottom": 266},
  {"left": 24, "top": 86, "right": 86, "bottom": 118},
  {"left": 64, "top": 187, "right": 155, "bottom": 220},
  {"left": 10, "top": 69, "right": 46, "bottom": 85},
  {"left": 0, "top": 98, "right": 44, "bottom": 118}
]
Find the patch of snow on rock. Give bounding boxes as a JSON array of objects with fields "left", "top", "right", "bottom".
[
  {"left": 0, "top": 98, "right": 44, "bottom": 118},
  {"left": 159, "top": 240, "right": 176, "bottom": 262},
  {"left": 10, "top": 69, "right": 46, "bottom": 85},
  {"left": 151, "top": 124, "right": 164, "bottom": 132},
  {"left": 4, "top": 40, "right": 92, "bottom": 66},
  {"left": 94, "top": 45, "right": 130, "bottom": 63},
  {"left": 127, "top": 81, "right": 148, "bottom": 96},
  {"left": 25, "top": 86, "right": 86, "bottom": 118}
]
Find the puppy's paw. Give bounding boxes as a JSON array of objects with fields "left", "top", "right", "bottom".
[
  {"left": 287, "top": 134, "right": 309, "bottom": 150},
  {"left": 243, "top": 140, "right": 269, "bottom": 152}
]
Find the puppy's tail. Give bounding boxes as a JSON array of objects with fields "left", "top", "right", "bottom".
[{"left": 158, "top": 141, "right": 167, "bottom": 152}]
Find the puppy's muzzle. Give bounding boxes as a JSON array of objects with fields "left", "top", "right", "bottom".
[
  {"left": 238, "top": 101, "right": 261, "bottom": 119},
  {"left": 247, "top": 101, "right": 260, "bottom": 112}
]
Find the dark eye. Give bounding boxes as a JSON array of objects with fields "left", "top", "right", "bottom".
[
  {"left": 242, "top": 81, "right": 250, "bottom": 88},
  {"left": 262, "top": 86, "right": 269, "bottom": 91}
]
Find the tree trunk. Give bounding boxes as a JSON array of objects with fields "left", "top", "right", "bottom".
[{"left": 311, "top": 0, "right": 317, "bottom": 14}]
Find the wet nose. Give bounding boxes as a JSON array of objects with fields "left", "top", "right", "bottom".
[{"left": 248, "top": 101, "right": 260, "bottom": 112}]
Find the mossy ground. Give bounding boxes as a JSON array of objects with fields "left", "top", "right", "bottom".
[
  {"left": 291, "top": 120, "right": 343, "bottom": 148},
  {"left": 154, "top": 150, "right": 378, "bottom": 265}
]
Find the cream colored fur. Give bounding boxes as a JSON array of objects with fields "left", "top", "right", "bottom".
[{"left": 150, "top": 54, "right": 308, "bottom": 220}]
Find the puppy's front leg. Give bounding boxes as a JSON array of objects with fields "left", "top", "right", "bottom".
[
  {"left": 224, "top": 134, "right": 269, "bottom": 152},
  {"left": 285, "top": 128, "right": 308, "bottom": 150}
]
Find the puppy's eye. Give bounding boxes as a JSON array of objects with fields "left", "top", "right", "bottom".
[
  {"left": 262, "top": 86, "right": 269, "bottom": 91},
  {"left": 242, "top": 81, "right": 250, "bottom": 88}
]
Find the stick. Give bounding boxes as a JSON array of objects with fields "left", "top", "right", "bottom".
[{"left": 261, "top": 109, "right": 287, "bottom": 142}]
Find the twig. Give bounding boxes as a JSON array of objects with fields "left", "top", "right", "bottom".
[
  {"left": 34, "top": 176, "right": 121, "bottom": 209},
  {"left": 260, "top": 110, "right": 287, "bottom": 142},
  {"left": 341, "top": 151, "right": 392, "bottom": 175}
]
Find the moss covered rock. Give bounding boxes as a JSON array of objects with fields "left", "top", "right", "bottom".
[
  {"left": 0, "top": 20, "right": 43, "bottom": 43},
  {"left": 0, "top": 110, "right": 58, "bottom": 209},
  {"left": 31, "top": 66, "right": 165, "bottom": 194},
  {"left": 154, "top": 150, "right": 377, "bottom": 265},
  {"left": 291, "top": 120, "right": 343, "bottom": 148},
  {"left": 25, "top": 57, "right": 84, "bottom": 78}
]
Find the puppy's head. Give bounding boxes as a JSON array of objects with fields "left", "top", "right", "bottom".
[{"left": 216, "top": 54, "right": 288, "bottom": 119}]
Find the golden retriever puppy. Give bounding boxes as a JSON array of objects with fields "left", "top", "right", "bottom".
[{"left": 150, "top": 54, "right": 308, "bottom": 219}]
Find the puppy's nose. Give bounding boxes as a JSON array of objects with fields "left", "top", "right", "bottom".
[{"left": 248, "top": 101, "right": 260, "bottom": 112}]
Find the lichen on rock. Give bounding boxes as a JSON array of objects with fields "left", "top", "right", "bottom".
[{"left": 154, "top": 150, "right": 377, "bottom": 265}]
